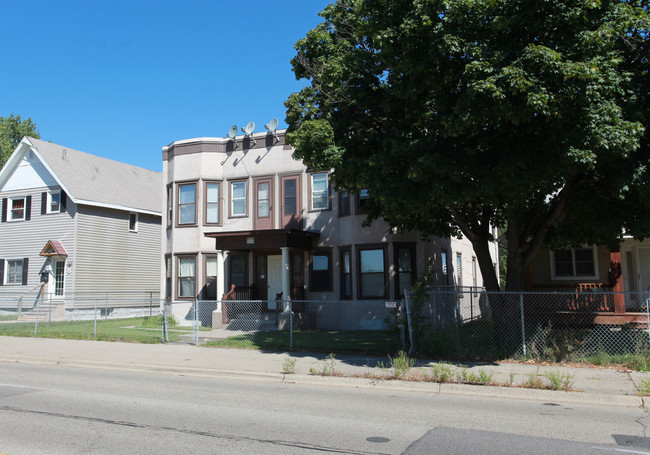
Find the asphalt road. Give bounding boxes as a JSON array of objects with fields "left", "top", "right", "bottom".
[{"left": 0, "top": 362, "right": 647, "bottom": 454}]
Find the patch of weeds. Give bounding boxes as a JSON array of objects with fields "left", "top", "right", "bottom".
[
  {"left": 508, "top": 372, "right": 516, "bottom": 386},
  {"left": 545, "top": 369, "right": 574, "bottom": 391},
  {"left": 378, "top": 351, "right": 416, "bottom": 379},
  {"left": 525, "top": 372, "right": 545, "bottom": 389},
  {"left": 464, "top": 369, "right": 493, "bottom": 385},
  {"left": 310, "top": 353, "right": 341, "bottom": 376},
  {"left": 637, "top": 376, "right": 650, "bottom": 396},
  {"left": 429, "top": 363, "right": 456, "bottom": 383},
  {"left": 282, "top": 356, "right": 296, "bottom": 374}
]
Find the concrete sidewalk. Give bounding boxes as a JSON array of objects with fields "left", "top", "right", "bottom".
[{"left": 0, "top": 336, "right": 645, "bottom": 408}]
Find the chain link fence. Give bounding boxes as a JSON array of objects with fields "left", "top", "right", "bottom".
[
  {"left": 406, "top": 287, "right": 650, "bottom": 362},
  {"left": 165, "top": 299, "right": 403, "bottom": 354},
  {"left": 0, "top": 294, "right": 169, "bottom": 343},
  {"left": 1, "top": 289, "right": 647, "bottom": 362}
]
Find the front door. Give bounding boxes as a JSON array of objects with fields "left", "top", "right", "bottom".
[
  {"left": 254, "top": 178, "right": 273, "bottom": 230},
  {"left": 267, "top": 255, "right": 283, "bottom": 310}
]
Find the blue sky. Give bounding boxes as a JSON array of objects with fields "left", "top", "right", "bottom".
[{"left": 1, "top": 1, "right": 332, "bottom": 171}]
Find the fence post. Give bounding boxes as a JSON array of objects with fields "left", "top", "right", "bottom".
[
  {"left": 162, "top": 303, "right": 168, "bottom": 343},
  {"left": 645, "top": 291, "right": 650, "bottom": 341},
  {"left": 48, "top": 294, "right": 53, "bottom": 323},
  {"left": 149, "top": 292, "right": 153, "bottom": 316},
  {"left": 519, "top": 293, "right": 527, "bottom": 358},
  {"left": 289, "top": 300, "right": 293, "bottom": 350},
  {"left": 105, "top": 293, "right": 108, "bottom": 320},
  {"left": 405, "top": 292, "right": 415, "bottom": 355},
  {"left": 194, "top": 299, "right": 199, "bottom": 345},
  {"left": 94, "top": 298, "right": 98, "bottom": 339},
  {"left": 34, "top": 296, "right": 40, "bottom": 336},
  {"left": 646, "top": 290, "right": 650, "bottom": 343}
]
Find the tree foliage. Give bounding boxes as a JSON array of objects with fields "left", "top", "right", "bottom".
[
  {"left": 285, "top": 0, "right": 650, "bottom": 291},
  {"left": 0, "top": 114, "right": 40, "bottom": 169}
]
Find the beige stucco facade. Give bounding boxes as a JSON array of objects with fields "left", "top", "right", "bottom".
[{"left": 162, "top": 130, "right": 498, "bottom": 325}]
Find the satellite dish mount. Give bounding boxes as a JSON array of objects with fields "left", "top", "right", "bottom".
[
  {"left": 227, "top": 125, "right": 239, "bottom": 148},
  {"left": 241, "top": 121, "right": 256, "bottom": 146},
  {"left": 264, "top": 118, "right": 280, "bottom": 142}
]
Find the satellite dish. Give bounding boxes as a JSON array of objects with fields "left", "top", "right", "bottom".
[
  {"left": 227, "top": 125, "right": 239, "bottom": 147},
  {"left": 265, "top": 118, "right": 280, "bottom": 141},
  {"left": 241, "top": 121, "right": 256, "bottom": 146}
]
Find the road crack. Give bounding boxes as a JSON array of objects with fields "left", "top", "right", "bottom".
[{"left": 0, "top": 405, "right": 389, "bottom": 454}]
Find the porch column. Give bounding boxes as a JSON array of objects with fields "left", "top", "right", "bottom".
[
  {"left": 610, "top": 248, "right": 626, "bottom": 314},
  {"left": 216, "top": 250, "right": 225, "bottom": 311},
  {"left": 281, "top": 247, "right": 291, "bottom": 312}
]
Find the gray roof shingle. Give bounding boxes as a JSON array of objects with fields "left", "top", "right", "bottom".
[{"left": 28, "top": 137, "right": 162, "bottom": 215}]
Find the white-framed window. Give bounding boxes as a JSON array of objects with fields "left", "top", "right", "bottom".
[
  {"left": 129, "top": 212, "right": 138, "bottom": 232},
  {"left": 5, "top": 259, "right": 24, "bottom": 285},
  {"left": 47, "top": 191, "right": 61, "bottom": 214},
  {"left": 550, "top": 247, "right": 598, "bottom": 280},
  {"left": 456, "top": 253, "right": 463, "bottom": 287},
  {"left": 231, "top": 181, "right": 247, "bottom": 217},
  {"left": 310, "top": 172, "right": 329, "bottom": 210},
  {"left": 9, "top": 197, "right": 26, "bottom": 221}
]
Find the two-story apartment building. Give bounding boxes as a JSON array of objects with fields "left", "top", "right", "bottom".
[
  {"left": 163, "top": 129, "right": 498, "bottom": 328},
  {"left": 0, "top": 137, "right": 162, "bottom": 318}
]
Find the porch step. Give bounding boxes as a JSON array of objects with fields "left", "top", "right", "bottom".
[{"left": 226, "top": 312, "right": 277, "bottom": 331}]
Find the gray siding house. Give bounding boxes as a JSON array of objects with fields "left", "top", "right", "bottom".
[{"left": 0, "top": 137, "right": 162, "bottom": 318}]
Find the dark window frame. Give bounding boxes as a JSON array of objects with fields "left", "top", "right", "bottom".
[
  {"left": 339, "top": 246, "right": 352, "bottom": 299},
  {"left": 203, "top": 254, "right": 219, "bottom": 300},
  {"left": 394, "top": 243, "right": 416, "bottom": 298},
  {"left": 176, "top": 181, "right": 198, "bottom": 227},
  {"left": 357, "top": 244, "right": 388, "bottom": 299},
  {"left": 176, "top": 254, "right": 197, "bottom": 300},
  {"left": 338, "top": 190, "right": 350, "bottom": 217},
  {"left": 203, "top": 181, "right": 222, "bottom": 226},
  {"left": 310, "top": 248, "right": 333, "bottom": 292},
  {"left": 355, "top": 189, "right": 370, "bottom": 215}
]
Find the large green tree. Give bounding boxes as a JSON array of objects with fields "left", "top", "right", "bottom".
[
  {"left": 0, "top": 114, "right": 40, "bottom": 169},
  {"left": 285, "top": 0, "right": 650, "bottom": 293}
]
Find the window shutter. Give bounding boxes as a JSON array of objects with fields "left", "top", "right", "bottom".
[
  {"left": 25, "top": 196, "right": 31, "bottom": 221},
  {"left": 22, "top": 258, "right": 29, "bottom": 285},
  {"left": 60, "top": 191, "right": 67, "bottom": 213},
  {"left": 1, "top": 198, "right": 6, "bottom": 223},
  {"left": 41, "top": 192, "right": 47, "bottom": 215},
  {"left": 0, "top": 260, "right": 4, "bottom": 286}
]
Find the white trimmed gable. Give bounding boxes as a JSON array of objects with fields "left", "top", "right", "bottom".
[{"left": 1, "top": 150, "right": 57, "bottom": 192}]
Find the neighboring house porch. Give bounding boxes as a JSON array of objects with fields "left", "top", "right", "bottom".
[{"left": 527, "top": 241, "right": 649, "bottom": 326}]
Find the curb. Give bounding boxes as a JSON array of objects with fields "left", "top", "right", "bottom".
[{"left": 0, "top": 354, "right": 642, "bottom": 408}]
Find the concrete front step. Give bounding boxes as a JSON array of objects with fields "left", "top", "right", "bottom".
[{"left": 226, "top": 312, "right": 277, "bottom": 331}]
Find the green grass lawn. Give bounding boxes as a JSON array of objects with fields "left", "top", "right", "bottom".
[
  {"left": 0, "top": 317, "right": 179, "bottom": 343},
  {"left": 206, "top": 330, "right": 401, "bottom": 355}
]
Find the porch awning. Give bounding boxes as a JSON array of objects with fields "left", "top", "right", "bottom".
[
  {"left": 40, "top": 240, "right": 68, "bottom": 258},
  {"left": 204, "top": 229, "right": 319, "bottom": 251}
]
